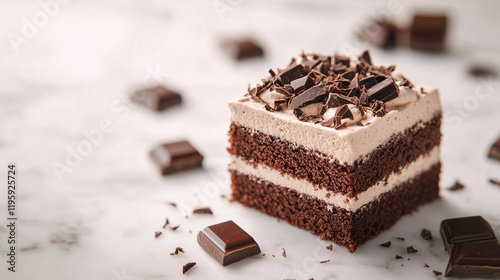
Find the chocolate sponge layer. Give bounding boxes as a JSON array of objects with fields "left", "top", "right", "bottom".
[
  {"left": 231, "top": 163, "right": 440, "bottom": 252},
  {"left": 228, "top": 114, "right": 441, "bottom": 198}
]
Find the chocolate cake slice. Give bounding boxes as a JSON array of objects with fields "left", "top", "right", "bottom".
[{"left": 227, "top": 50, "right": 442, "bottom": 252}]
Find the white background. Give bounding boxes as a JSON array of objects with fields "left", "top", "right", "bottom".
[{"left": 1, "top": 0, "right": 500, "bottom": 279}]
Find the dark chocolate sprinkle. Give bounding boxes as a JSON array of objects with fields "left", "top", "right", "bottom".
[
  {"left": 182, "top": 262, "right": 196, "bottom": 274},
  {"left": 168, "top": 202, "right": 177, "bottom": 207},
  {"left": 433, "top": 270, "right": 442, "bottom": 276},
  {"left": 424, "top": 263, "right": 430, "bottom": 268},
  {"left": 407, "top": 246, "right": 418, "bottom": 254},
  {"left": 379, "top": 241, "right": 392, "bottom": 248},
  {"left": 489, "top": 178, "right": 500, "bottom": 186},
  {"left": 193, "top": 207, "right": 213, "bottom": 215},
  {"left": 421, "top": 229, "right": 433, "bottom": 240},
  {"left": 320, "top": 260, "right": 330, "bottom": 264},
  {"left": 448, "top": 181, "right": 465, "bottom": 191}
]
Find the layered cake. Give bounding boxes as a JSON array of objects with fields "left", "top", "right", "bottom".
[{"left": 227, "top": 50, "right": 442, "bottom": 252}]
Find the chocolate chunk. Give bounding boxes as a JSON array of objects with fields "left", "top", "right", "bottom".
[
  {"left": 489, "top": 178, "right": 500, "bottom": 186},
  {"left": 440, "top": 216, "right": 497, "bottom": 255},
  {"left": 150, "top": 140, "right": 203, "bottom": 175},
  {"left": 340, "top": 70, "right": 356, "bottom": 80},
  {"left": 182, "top": 262, "right": 196, "bottom": 274},
  {"left": 197, "top": 220, "right": 261, "bottom": 266},
  {"left": 433, "top": 270, "right": 442, "bottom": 276},
  {"left": 379, "top": 241, "right": 391, "bottom": 248},
  {"left": 193, "top": 207, "right": 213, "bottom": 215},
  {"left": 359, "top": 50, "right": 372, "bottom": 66},
  {"left": 162, "top": 218, "right": 169, "bottom": 229},
  {"left": 220, "top": 38, "right": 264, "bottom": 60},
  {"left": 367, "top": 78, "right": 399, "bottom": 102},
  {"left": 395, "top": 255, "right": 403, "bottom": 260},
  {"left": 280, "top": 64, "right": 306, "bottom": 84},
  {"left": 290, "top": 75, "right": 315, "bottom": 93},
  {"left": 326, "top": 93, "right": 357, "bottom": 108},
  {"left": 289, "top": 85, "right": 327, "bottom": 109},
  {"left": 488, "top": 137, "right": 500, "bottom": 161},
  {"left": 407, "top": 246, "right": 418, "bottom": 254},
  {"left": 336, "top": 104, "right": 354, "bottom": 120},
  {"left": 357, "top": 19, "right": 397, "bottom": 49},
  {"left": 409, "top": 14, "right": 448, "bottom": 53},
  {"left": 469, "top": 65, "right": 497, "bottom": 77},
  {"left": 359, "top": 76, "right": 378, "bottom": 89},
  {"left": 334, "top": 54, "right": 350, "bottom": 67},
  {"left": 421, "top": 229, "right": 433, "bottom": 240},
  {"left": 171, "top": 247, "right": 185, "bottom": 255},
  {"left": 370, "top": 100, "right": 386, "bottom": 117},
  {"left": 446, "top": 240, "right": 500, "bottom": 278},
  {"left": 131, "top": 86, "right": 182, "bottom": 111},
  {"left": 448, "top": 180, "right": 465, "bottom": 191}
]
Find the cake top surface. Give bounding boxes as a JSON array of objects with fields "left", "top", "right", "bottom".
[{"left": 243, "top": 50, "right": 428, "bottom": 130}]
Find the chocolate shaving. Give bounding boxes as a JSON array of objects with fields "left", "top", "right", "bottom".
[
  {"left": 182, "top": 262, "right": 196, "bottom": 274},
  {"left": 396, "top": 237, "right": 405, "bottom": 241},
  {"left": 335, "top": 104, "right": 354, "bottom": 120},
  {"left": 433, "top": 270, "right": 442, "bottom": 276},
  {"left": 407, "top": 246, "right": 418, "bottom": 254},
  {"left": 155, "top": 231, "right": 162, "bottom": 238},
  {"left": 282, "top": 248, "right": 287, "bottom": 258},
  {"left": 170, "top": 225, "right": 180, "bottom": 231},
  {"left": 395, "top": 255, "right": 403, "bottom": 260},
  {"left": 448, "top": 181, "right": 465, "bottom": 191},
  {"left": 320, "top": 260, "right": 330, "bottom": 264},
  {"left": 421, "top": 229, "right": 433, "bottom": 240},
  {"left": 193, "top": 207, "right": 213, "bottom": 215},
  {"left": 170, "top": 247, "right": 185, "bottom": 255},
  {"left": 379, "top": 241, "right": 392, "bottom": 248},
  {"left": 370, "top": 100, "right": 386, "bottom": 117},
  {"left": 162, "top": 218, "right": 170, "bottom": 229},
  {"left": 424, "top": 263, "right": 430, "bottom": 268},
  {"left": 489, "top": 178, "right": 500, "bottom": 186}
]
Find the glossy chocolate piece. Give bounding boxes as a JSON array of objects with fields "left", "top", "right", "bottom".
[
  {"left": 149, "top": 140, "right": 203, "bottom": 175},
  {"left": 446, "top": 240, "right": 500, "bottom": 278},
  {"left": 367, "top": 78, "right": 399, "bottom": 102},
  {"left": 131, "top": 86, "right": 182, "bottom": 111},
  {"left": 440, "top": 216, "right": 496, "bottom": 255},
  {"left": 220, "top": 38, "right": 264, "bottom": 60},
  {"left": 197, "top": 220, "right": 260, "bottom": 266}
]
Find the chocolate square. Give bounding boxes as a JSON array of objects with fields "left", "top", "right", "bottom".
[
  {"left": 409, "top": 14, "right": 447, "bottom": 52},
  {"left": 149, "top": 140, "right": 203, "bottom": 175},
  {"left": 197, "top": 220, "right": 260, "bottom": 266},
  {"left": 446, "top": 240, "right": 500, "bottom": 278},
  {"left": 131, "top": 86, "right": 182, "bottom": 111},
  {"left": 441, "top": 216, "right": 497, "bottom": 255}
]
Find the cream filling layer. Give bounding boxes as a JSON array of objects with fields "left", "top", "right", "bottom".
[
  {"left": 229, "top": 146, "right": 440, "bottom": 212},
  {"left": 228, "top": 86, "right": 441, "bottom": 165}
]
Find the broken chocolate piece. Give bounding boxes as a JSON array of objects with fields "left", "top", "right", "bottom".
[
  {"left": 407, "top": 246, "right": 418, "bottom": 254},
  {"left": 409, "top": 14, "right": 448, "bottom": 53},
  {"left": 280, "top": 64, "right": 306, "bottom": 84},
  {"left": 446, "top": 240, "right": 500, "bottom": 278},
  {"left": 379, "top": 241, "right": 392, "bottom": 248},
  {"left": 197, "top": 220, "right": 261, "bottom": 266},
  {"left": 440, "top": 216, "right": 497, "bottom": 255},
  {"left": 150, "top": 140, "right": 203, "bottom": 175},
  {"left": 182, "top": 262, "right": 196, "bottom": 274},
  {"left": 448, "top": 180, "right": 465, "bottom": 191},
  {"left": 421, "top": 229, "right": 433, "bottom": 240},
  {"left": 193, "top": 207, "right": 213, "bottom": 215},
  {"left": 170, "top": 247, "right": 185, "bottom": 255},
  {"left": 489, "top": 178, "right": 500, "bottom": 186},
  {"left": 220, "top": 38, "right": 264, "bottom": 60},
  {"left": 469, "top": 65, "right": 497, "bottom": 77},
  {"left": 488, "top": 137, "right": 500, "bottom": 161},
  {"left": 433, "top": 270, "right": 442, "bottom": 276},
  {"left": 367, "top": 78, "right": 399, "bottom": 102},
  {"left": 289, "top": 85, "right": 327, "bottom": 109},
  {"left": 359, "top": 50, "right": 372, "bottom": 66},
  {"left": 290, "top": 75, "right": 315, "bottom": 93},
  {"left": 131, "top": 86, "right": 182, "bottom": 111}
]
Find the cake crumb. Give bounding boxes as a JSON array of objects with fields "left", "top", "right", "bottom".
[
  {"left": 379, "top": 241, "right": 391, "bottom": 247},
  {"left": 433, "top": 270, "right": 442, "bottom": 276}
]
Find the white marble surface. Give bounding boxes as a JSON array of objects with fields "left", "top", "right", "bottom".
[{"left": 1, "top": 0, "right": 500, "bottom": 279}]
